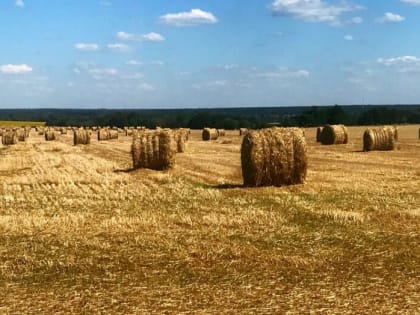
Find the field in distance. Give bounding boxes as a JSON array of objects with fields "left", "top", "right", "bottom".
[
  {"left": 0, "top": 125, "right": 419, "bottom": 313},
  {"left": 0, "top": 120, "right": 46, "bottom": 127}
]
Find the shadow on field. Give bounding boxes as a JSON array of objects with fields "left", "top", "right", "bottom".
[
  {"left": 213, "top": 183, "right": 244, "bottom": 189},
  {"left": 113, "top": 168, "right": 135, "bottom": 173}
]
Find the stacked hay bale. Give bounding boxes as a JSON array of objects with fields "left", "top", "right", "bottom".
[
  {"left": 363, "top": 127, "right": 396, "bottom": 151},
  {"left": 319, "top": 125, "right": 348, "bottom": 145},
  {"left": 217, "top": 129, "right": 226, "bottom": 137},
  {"left": 45, "top": 130, "right": 56, "bottom": 141},
  {"left": 202, "top": 128, "right": 218, "bottom": 141},
  {"left": 131, "top": 130, "right": 176, "bottom": 170},
  {"left": 74, "top": 128, "right": 91, "bottom": 145},
  {"left": 2, "top": 131, "right": 17, "bottom": 145},
  {"left": 316, "top": 127, "right": 323, "bottom": 142},
  {"left": 239, "top": 128, "right": 248, "bottom": 136},
  {"left": 241, "top": 127, "right": 307, "bottom": 187}
]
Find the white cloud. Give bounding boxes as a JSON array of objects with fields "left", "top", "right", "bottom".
[
  {"left": 126, "top": 60, "right": 142, "bottom": 66},
  {"left": 15, "top": 0, "right": 24, "bottom": 7},
  {"left": 377, "top": 56, "right": 420, "bottom": 73},
  {"left": 270, "top": 0, "right": 362, "bottom": 25},
  {"left": 375, "top": 12, "right": 405, "bottom": 23},
  {"left": 99, "top": 1, "right": 111, "bottom": 6},
  {"left": 0, "top": 64, "right": 32, "bottom": 74},
  {"left": 75, "top": 43, "right": 100, "bottom": 51},
  {"left": 107, "top": 43, "right": 130, "bottom": 52},
  {"left": 159, "top": 9, "right": 218, "bottom": 26},
  {"left": 151, "top": 60, "right": 165, "bottom": 66},
  {"left": 257, "top": 68, "right": 310, "bottom": 79},
  {"left": 400, "top": 0, "right": 420, "bottom": 5},
  {"left": 344, "top": 35, "right": 353, "bottom": 41},
  {"left": 116, "top": 31, "right": 165, "bottom": 42},
  {"left": 139, "top": 83, "right": 155, "bottom": 91},
  {"left": 89, "top": 68, "right": 118, "bottom": 75},
  {"left": 349, "top": 16, "right": 363, "bottom": 24}
]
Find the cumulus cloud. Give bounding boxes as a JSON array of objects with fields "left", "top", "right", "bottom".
[
  {"left": 400, "top": 0, "right": 420, "bottom": 5},
  {"left": 15, "top": 0, "right": 24, "bottom": 7},
  {"left": 139, "top": 83, "right": 155, "bottom": 91},
  {"left": 159, "top": 9, "right": 218, "bottom": 26},
  {"left": 0, "top": 64, "right": 32, "bottom": 74},
  {"left": 126, "top": 60, "right": 142, "bottom": 66},
  {"left": 116, "top": 31, "right": 165, "bottom": 42},
  {"left": 377, "top": 55, "right": 420, "bottom": 73},
  {"left": 107, "top": 43, "right": 130, "bottom": 52},
  {"left": 75, "top": 43, "right": 100, "bottom": 51},
  {"left": 270, "top": 0, "right": 362, "bottom": 25},
  {"left": 375, "top": 12, "right": 405, "bottom": 23},
  {"left": 344, "top": 35, "right": 353, "bottom": 41}
]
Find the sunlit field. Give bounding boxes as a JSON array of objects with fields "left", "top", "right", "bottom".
[{"left": 0, "top": 125, "right": 419, "bottom": 314}]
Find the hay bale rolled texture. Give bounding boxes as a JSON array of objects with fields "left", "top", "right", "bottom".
[
  {"left": 384, "top": 125, "right": 398, "bottom": 141},
  {"left": 363, "top": 127, "right": 396, "bottom": 151},
  {"left": 241, "top": 127, "right": 307, "bottom": 187},
  {"left": 202, "top": 128, "right": 218, "bottom": 141},
  {"left": 319, "top": 125, "right": 348, "bottom": 145},
  {"left": 131, "top": 130, "right": 176, "bottom": 170},
  {"left": 74, "top": 128, "right": 91, "bottom": 145},
  {"left": 45, "top": 130, "right": 56, "bottom": 141},
  {"left": 2, "top": 131, "right": 17, "bottom": 145},
  {"left": 316, "top": 127, "right": 323, "bottom": 142},
  {"left": 173, "top": 129, "right": 187, "bottom": 153}
]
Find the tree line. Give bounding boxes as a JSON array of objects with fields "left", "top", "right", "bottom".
[{"left": 0, "top": 105, "right": 419, "bottom": 129}]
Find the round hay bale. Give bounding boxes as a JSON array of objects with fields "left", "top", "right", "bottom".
[
  {"left": 60, "top": 127, "right": 67, "bottom": 135},
  {"left": 98, "top": 128, "right": 109, "bottom": 141},
  {"left": 384, "top": 125, "right": 398, "bottom": 141},
  {"left": 202, "top": 128, "right": 218, "bottom": 141},
  {"left": 319, "top": 125, "right": 348, "bottom": 145},
  {"left": 173, "top": 130, "right": 187, "bottom": 153},
  {"left": 239, "top": 128, "right": 248, "bottom": 136},
  {"left": 131, "top": 130, "right": 176, "bottom": 170},
  {"left": 45, "top": 130, "right": 56, "bottom": 141},
  {"left": 16, "top": 128, "right": 27, "bottom": 142},
  {"left": 74, "top": 128, "right": 91, "bottom": 145},
  {"left": 363, "top": 127, "right": 396, "bottom": 151},
  {"left": 316, "top": 127, "right": 323, "bottom": 143},
  {"left": 217, "top": 129, "right": 226, "bottom": 137},
  {"left": 2, "top": 131, "right": 18, "bottom": 145},
  {"left": 108, "top": 130, "right": 119, "bottom": 140},
  {"left": 241, "top": 127, "right": 307, "bottom": 187}
]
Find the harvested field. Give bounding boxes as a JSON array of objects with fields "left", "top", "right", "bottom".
[{"left": 0, "top": 125, "right": 418, "bottom": 314}]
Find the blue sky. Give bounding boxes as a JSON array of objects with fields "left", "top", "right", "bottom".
[{"left": 1, "top": 0, "right": 420, "bottom": 108}]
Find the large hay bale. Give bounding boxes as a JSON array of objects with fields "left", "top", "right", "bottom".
[
  {"left": 45, "top": 130, "right": 56, "bottom": 141},
  {"left": 2, "top": 131, "right": 17, "bottom": 145},
  {"left": 319, "top": 124, "right": 348, "bottom": 145},
  {"left": 239, "top": 128, "right": 248, "bottom": 136},
  {"left": 202, "top": 128, "right": 218, "bottom": 141},
  {"left": 316, "top": 127, "right": 323, "bottom": 142},
  {"left": 363, "top": 127, "right": 396, "bottom": 151},
  {"left": 131, "top": 130, "right": 176, "bottom": 170},
  {"left": 217, "top": 129, "right": 226, "bottom": 137},
  {"left": 173, "top": 129, "right": 187, "bottom": 153},
  {"left": 241, "top": 127, "right": 307, "bottom": 187},
  {"left": 60, "top": 127, "right": 67, "bottom": 135},
  {"left": 384, "top": 125, "right": 398, "bottom": 141},
  {"left": 74, "top": 128, "right": 91, "bottom": 145}
]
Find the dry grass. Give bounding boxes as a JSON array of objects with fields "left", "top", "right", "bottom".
[{"left": 0, "top": 126, "right": 419, "bottom": 313}]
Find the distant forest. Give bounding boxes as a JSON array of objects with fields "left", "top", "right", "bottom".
[{"left": 0, "top": 105, "right": 420, "bottom": 129}]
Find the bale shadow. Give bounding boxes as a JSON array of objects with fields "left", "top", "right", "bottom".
[
  {"left": 114, "top": 168, "right": 135, "bottom": 173},
  {"left": 213, "top": 183, "right": 244, "bottom": 190}
]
